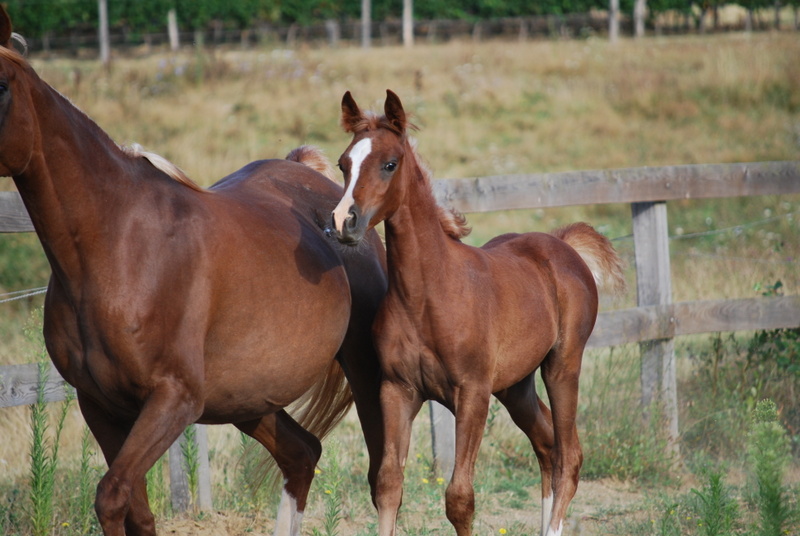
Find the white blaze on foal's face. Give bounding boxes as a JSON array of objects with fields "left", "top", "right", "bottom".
[{"left": 332, "top": 137, "right": 372, "bottom": 232}]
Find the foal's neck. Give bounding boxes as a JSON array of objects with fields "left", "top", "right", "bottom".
[{"left": 383, "top": 155, "right": 455, "bottom": 294}]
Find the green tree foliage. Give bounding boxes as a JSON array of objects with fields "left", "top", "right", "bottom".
[{"left": 1, "top": 0, "right": 771, "bottom": 38}]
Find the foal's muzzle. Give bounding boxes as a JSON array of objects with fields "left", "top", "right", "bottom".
[{"left": 329, "top": 206, "right": 363, "bottom": 246}]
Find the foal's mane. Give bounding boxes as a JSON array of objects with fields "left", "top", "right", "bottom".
[
  {"left": 346, "top": 111, "right": 471, "bottom": 240},
  {"left": 406, "top": 140, "right": 471, "bottom": 240}
]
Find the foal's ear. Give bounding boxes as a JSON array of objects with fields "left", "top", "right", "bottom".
[
  {"left": 341, "top": 91, "right": 362, "bottom": 133},
  {"left": 384, "top": 90, "right": 407, "bottom": 133},
  {"left": 0, "top": 6, "right": 12, "bottom": 49}
]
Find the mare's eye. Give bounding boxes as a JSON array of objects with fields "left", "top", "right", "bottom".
[
  {"left": 384, "top": 161, "right": 397, "bottom": 172},
  {"left": 0, "top": 82, "right": 8, "bottom": 96}
]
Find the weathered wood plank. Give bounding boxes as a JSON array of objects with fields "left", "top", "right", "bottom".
[
  {"left": 3, "top": 162, "right": 799, "bottom": 232},
  {"left": 433, "top": 161, "right": 800, "bottom": 213},
  {"left": 673, "top": 295, "right": 800, "bottom": 335},
  {"left": 0, "top": 191, "right": 34, "bottom": 232},
  {"left": 588, "top": 295, "right": 800, "bottom": 348},
  {"left": 0, "top": 362, "right": 72, "bottom": 407}
]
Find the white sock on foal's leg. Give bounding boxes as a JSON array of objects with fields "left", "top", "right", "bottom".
[{"left": 540, "top": 493, "right": 554, "bottom": 536}]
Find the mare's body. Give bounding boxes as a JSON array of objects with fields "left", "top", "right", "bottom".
[
  {"left": 330, "top": 90, "right": 625, "bottom": 536},
  {"left": 0, "top": 10, "right": 387, "bottom": 536}
]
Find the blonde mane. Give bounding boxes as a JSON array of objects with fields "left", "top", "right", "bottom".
[{"left": 121, "top": 144, "right": 204, "bottom": 192}]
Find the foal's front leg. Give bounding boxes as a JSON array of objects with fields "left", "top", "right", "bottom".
[
  {"left": 445, "top": 387, "right": 492, "bottom": 536},
  {"left": 376, "top": 381, "right": 423, "bottom": 536}
]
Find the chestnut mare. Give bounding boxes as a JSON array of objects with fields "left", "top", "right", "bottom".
[
  {"left": 330, "top": 90, "right": 625, "bottom": 536},
  {"left": 0, "top": 8, "right": 388, "bottom": 536}
]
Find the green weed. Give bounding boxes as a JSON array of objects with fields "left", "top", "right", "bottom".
[
  {"left": 689, "top": 465, "right": 739, "bottom": 536},
  {"left": 25, "top": 319, "right": 74, "bottom": 536},
  {"left": 747, "top": 399, "right": 798, "bottom": 536}
]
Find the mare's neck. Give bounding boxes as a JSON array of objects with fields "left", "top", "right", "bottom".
[
  {"left": 383, "top": 156, "right": 454, "bottom": 300},
  {"left": 13, "top": 79, "right": 145, "bottom": 286}
]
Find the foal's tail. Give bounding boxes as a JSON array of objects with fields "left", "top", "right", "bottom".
[
  {"left": 552, "top": 222, "right": 626, "bottom": 295},
  {"left": 286, "top": 145, "right": 338, "bottom": 182}
]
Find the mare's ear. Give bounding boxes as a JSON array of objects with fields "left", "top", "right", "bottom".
[
  {"left": 384, "top": 90, "right": 406, "bottom": 133},
  {"left": 0, "top": 6, "right": 12, "bottom": 48},
  {"left": 341, "top": 91, "right": 362, "bottom": 133}
]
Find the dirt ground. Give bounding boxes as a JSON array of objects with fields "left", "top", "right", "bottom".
[{"left": 156, "top": 478, "right": 648, "bottom": 536}]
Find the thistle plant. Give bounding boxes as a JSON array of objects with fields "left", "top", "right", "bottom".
[
  {"left": 689, "top": 466, "right": 739, "bottom": 536},
  {"left": 25, "top": 316, "right": 74, "bottom": 536},
  {"left": 746, "top": 399, "right": 797, "bottom": 536}
]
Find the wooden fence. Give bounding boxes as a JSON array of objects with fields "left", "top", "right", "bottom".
[{"left": 1, "top": 160, "right": 799, "bottom": 508}]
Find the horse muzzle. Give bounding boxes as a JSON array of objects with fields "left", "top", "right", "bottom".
[{"left": 329, "top": 205, "right": 365, "bottom": 246}]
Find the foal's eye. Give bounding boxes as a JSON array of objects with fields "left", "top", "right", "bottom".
[
  {"left": 383, "top": 162, "right": 397, "bottom": 172},
  {"left": 0, "top": 82, "right": 8, "bottom": 96}
]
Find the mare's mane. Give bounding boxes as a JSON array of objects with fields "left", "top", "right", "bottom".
[
  {"left": 121, "top": 144, "right": 204, "bottom": 192},
  {"left": 0, "top": 37, "right": 27, "bottom": 66},
  {"left": 0, "top": 40, "right": 203, "bottom": 192}
]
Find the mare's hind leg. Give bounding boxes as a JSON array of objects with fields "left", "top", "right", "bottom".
[
  {"left": 337, "top": 339, "right": 384, "bottom": 506},
  {"left": 494, "top": 374, "right": 556, "bottom": 536},
  {"left": 540, "top": 345, "right": 585, "bottom": 536},
  {"left": 78, "top": 393, "right": 156, "bottom": 536},
  {"left": 235, "top": 410, "right": 322, "bottom": 536},
  {"left": 444, "top": 386, "right": 492, "bottom": 536},
  {"left": 376, "top": 381, "right": 424, "bottom": 536}
]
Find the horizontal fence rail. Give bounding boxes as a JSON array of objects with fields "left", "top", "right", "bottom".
[
  {"left": 2, "top": 160, "right": 799, "bottom": 506},
  {"left": 432, "top": 161, "right": 800, "bottom": 211}
]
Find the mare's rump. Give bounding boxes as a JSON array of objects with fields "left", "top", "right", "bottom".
[{"left": 211, "top": 158, "right": 346, "bottom": 226}]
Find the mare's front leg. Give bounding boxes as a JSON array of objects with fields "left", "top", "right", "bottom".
[
  {"left": 376, "top": 381, "right": 423, "bottom": 536},
  {"left": 80, "top": 380, "right": 202, "bottom": 536},
  {"left": 235, "top": 410, "right": 322, "bottom": 536},
  {"left": 78, "top": 394, "right": 154, "bottom": 536},
  {"left": 445, "top": 386, "right": 492, "bottom": 536}
]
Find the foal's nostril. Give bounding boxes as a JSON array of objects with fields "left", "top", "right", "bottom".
[{"left": 345, "top": 209, "right": 358, "bottom": 230}]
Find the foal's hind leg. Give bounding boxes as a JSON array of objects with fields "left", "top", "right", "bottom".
[
  {"left": 494, "top": 374, "right": 556, "bottom": 536},
  {"left": 235, "top": 410, "right": 322, "bottom": 536},
  {"left": 540, "top": 346, "right": 585, "bottom": 536}
]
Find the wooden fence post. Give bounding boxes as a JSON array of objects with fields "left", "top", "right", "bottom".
[
  {"left": 429, "top": 401, "right": 455, "bottom": 480},
  {"left": 631, "top": 201, "right": 679, "bottom": 455},
  {"left": 168, "top": 433, "right": 190, "bottom": 513},
  {"left": 168, "top": 424, "right": 212, "bottom": 512}
]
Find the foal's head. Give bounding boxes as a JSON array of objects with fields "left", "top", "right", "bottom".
[
  {"left": 331, "top": 90, "right": 416, "bottom": 245},
  {"left": 0, "top": 7, "right": 38, "bottom": 177}
]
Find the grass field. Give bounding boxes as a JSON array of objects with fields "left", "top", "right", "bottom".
[{"left": 0, "top": 28, "right": 799, "bottom": 535}]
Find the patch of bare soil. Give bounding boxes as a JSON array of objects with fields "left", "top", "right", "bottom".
[{"left": 157, "top": 478, "right": 649, "bottom": 535}]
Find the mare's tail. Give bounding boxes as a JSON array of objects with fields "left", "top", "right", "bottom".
[
  {"left": 249, "top": 358, "right": 354, "bottom": 493},
  {"left": 286, "top": 145, "right": 337, "bottom": 182},
  {"left": 551, "top": 222, "right": 626, "bottom": 295}
]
